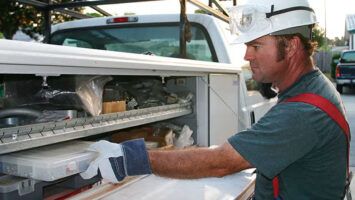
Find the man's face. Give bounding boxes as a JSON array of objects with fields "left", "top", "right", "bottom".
[{"left": 244, "top": 35, "right": 288, "bottom": 83}]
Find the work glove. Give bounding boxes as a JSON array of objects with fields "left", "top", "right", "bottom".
[{"left": 80, "top": 139, "right": 152, "bottom": 183}]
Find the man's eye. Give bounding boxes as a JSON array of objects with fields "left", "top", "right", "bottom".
[{"left": 253, "top": 45, "right": 261, "bottom": 50}]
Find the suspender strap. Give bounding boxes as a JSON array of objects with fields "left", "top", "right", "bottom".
[
  {"left": 272, "top": 176, "right": 280, "bottom": 198},
  {"left": 285, "top": 93, "right": 350, "bottom": 170},
  {"left": 272, "top": 93, "right": 350, "bottom": 199}
]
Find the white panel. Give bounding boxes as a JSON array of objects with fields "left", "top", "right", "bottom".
[
  {"left": 196, "top": 76, "right": 209, "bottom": 147},
  {"left": 0, "top": 40, "right": 241, "bottom": 75},
  {"left": 209, "top": 74, "right": 239, "bottom": 146}
]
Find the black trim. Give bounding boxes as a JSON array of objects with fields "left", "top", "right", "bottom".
[
  {"left": 266, "top": 5, "right": 314, "bottom": 18},
  {"left": 250, "top": 111, "right": 255, "bottom": 125}
]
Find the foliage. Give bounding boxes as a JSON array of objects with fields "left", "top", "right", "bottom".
[
  {"left": 0, "top": 32, "right": 3, "bottom": 39},
  {"left": 311, "top": 26, "right": 347, "bottom": 50},
  {"left": 312, "top": 25, "right": 326, "bottom": 49},
  {"left": 331, "top": 53, "right": 341, "bottom": 79},
  {"left": 330, "top": 37, "right": 347, "bottom": 46},
  {"left": 86, "top": 12, "right": 103, "bottom": 18},
  {"left": 0, "top": 0, "right": 83, "bottom": 40}
]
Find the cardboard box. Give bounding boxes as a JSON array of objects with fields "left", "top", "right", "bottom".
[
  {"left": 102, "top": 101, "right": 126, "bottom": 114},
  {"left": 111, "top": 127, "right": 174, "bottom": 149}
]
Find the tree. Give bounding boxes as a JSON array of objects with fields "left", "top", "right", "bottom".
[
  {"left": 312, "top": 25, "right": 326, "bottom": 49},
  {"left": 0, "top": 0, "right": 83, "bottom": 40},
  {"left": 331, "top": 37, "right": 346, "bottom": 46}
]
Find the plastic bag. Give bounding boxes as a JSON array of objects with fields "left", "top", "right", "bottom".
[
  {"left": 177, "top": 92, "right": 194, "bottom": 104},
  {"left": 174, "top": 125, "right": 194, "bottom": 148},
  {"left": 76, "top": 76, "right": 113, "bottom": 116},
  {"left": 2, "top": 75, "right": 84, "bottom": 110}
]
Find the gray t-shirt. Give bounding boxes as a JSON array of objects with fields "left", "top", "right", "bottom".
[{"left": 228, "top": 69, "right": 347, "bottom": 200}]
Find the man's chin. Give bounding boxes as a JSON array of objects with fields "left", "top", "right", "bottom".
[{"left": 252, "top": 75, "right": 261, "bottom": 82}]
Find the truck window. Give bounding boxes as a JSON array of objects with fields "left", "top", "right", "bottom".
[
  {"left": 341, "top": 51, "right": 355, "bottom": 63},
  {"left": 50, "top": 23, "right": 217, "bottom": 62}
]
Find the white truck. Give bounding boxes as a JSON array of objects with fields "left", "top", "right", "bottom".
[
  {"left": 0, "top": 12, "right": 276, "bottom": 200},
  {"left": 49, "top": 13, "right": 277, "bottom": 125}
]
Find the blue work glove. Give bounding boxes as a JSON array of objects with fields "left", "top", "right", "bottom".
[{"left": 80, "top": 139, "right": 151, "bottom": 183}]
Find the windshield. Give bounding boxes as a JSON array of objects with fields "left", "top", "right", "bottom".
[
  {"left": 50, "top": 23, "right": 217, "bottom": 62},
  {"left": 341, "top": 51, "right": 355, "bottom": 63}
]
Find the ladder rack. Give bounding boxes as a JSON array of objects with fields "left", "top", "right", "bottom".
[{"left": 16, "top": 0, "right": 232, "bottom": 43}]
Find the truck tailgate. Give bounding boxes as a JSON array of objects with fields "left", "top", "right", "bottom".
[
  {"left": 338, "top": 64, "right": 355, "bottom": 78},
  {"left": 69, "top": 170, "right": 256, "bottom": 200}
]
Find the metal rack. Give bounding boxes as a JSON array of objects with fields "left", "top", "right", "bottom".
[
  {"left": 0, "top": 102, "right": 192, "bottom": 154},
  {"left": 1, "top": 0, "right": 234, "bottom": 154},
  {"left": 15, "top": 0, "right": 231, "bottom": 56}
]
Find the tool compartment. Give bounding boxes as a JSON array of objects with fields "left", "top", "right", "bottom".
[{"left": 0, "top": 40, "right": 244, "bottom": 199}]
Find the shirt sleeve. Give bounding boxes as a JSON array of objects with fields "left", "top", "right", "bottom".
[{"left": 228, "top": 102, "right": 319, "bottom": 179}]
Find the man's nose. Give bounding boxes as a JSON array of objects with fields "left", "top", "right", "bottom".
[{"left": 244, "top": 48, "right": 253, "bottom": 61}]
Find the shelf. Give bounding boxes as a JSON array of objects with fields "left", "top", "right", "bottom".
[{"left": 0, "top": 102, "right": 192, "bottom": 154}]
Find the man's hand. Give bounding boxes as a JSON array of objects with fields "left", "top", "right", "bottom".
[{"left": 80, "top": 139, "right": 152, "bottom": 183}]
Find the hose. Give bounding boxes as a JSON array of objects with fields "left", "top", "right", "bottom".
[{"left": 0, "top": 108, "right": 41, "bottom": 119}]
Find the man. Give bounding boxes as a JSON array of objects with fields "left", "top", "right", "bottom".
[{"left": 81, "top": 0, "right": 350, "bottom": 199}]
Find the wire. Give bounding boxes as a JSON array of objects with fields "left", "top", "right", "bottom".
[{"left": 199, "top": 76, "right": 249, "bottom": 128}]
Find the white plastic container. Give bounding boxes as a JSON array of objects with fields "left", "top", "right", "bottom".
[
  {"left": 0, "top": 174, "right": 42, "bottom": 199},
  {"left": 0, "top": 141, "right": 97, "bottom": 181}
]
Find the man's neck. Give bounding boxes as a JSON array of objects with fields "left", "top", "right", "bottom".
[{"left": 274, "top": 57, "right": 315, "bottom": 92}]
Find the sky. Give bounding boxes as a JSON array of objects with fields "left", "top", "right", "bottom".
[
  {"left": 308, "top": 0, "right": 355, "bottom": 39},
  {"left": 90, "top": 0, "right": 355, "bottom": 40}
]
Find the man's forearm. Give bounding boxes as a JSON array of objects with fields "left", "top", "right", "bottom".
[{"left": 148, "top": 142, "right": 252, "bottom": 179}]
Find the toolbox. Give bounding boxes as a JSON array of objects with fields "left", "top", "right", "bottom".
[{"left": 0, "top": 141, "right": 97, "bottom": 181}]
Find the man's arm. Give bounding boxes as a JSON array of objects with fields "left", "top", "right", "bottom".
[{"left": 149, "top": 142, "right": 253, "bottom": 179}]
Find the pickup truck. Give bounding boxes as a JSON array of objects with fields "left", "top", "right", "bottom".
[
  {"left": 335, "top": 50, "right": 355, "bottom": 93},
  {"left": 50, "top": 13, "right": 277, "bottom": 121},
  {"left": 0, "top": 13, "right": 276, "bottom": 200}
]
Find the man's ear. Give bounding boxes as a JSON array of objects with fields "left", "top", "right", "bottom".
[{"left": 286, "top": 36, "right": 301, "bottom": 58}]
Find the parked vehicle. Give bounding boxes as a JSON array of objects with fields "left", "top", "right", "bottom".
[
  {"left": 335, "top": 50, "right": 355, "bottom": 93},
  {"left": 50, "top": 13, "right": 277, "bottom": 121},
  {"left": 0, "top": 12, "right": 276, "bottom": 200}
]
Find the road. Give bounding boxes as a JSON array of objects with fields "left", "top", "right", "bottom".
[{"left": 341, "top": 88, "right": 355, "bottom": 198}]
